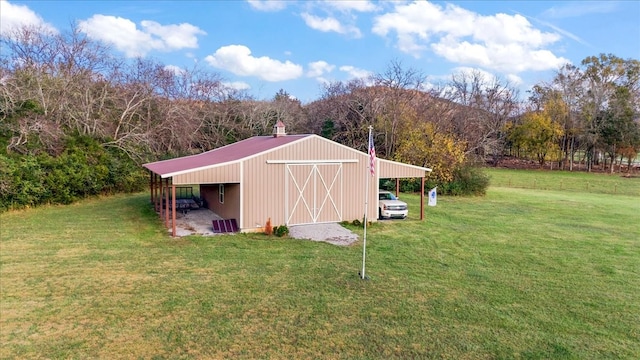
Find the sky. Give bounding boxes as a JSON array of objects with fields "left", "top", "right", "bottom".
[{"left": 1, "top": 0, "right": 639, "bottom": 103}]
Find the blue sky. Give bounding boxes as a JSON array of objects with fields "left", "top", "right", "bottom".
[{"left": 1, "top": 0, "right": 639, "bottom": 103}]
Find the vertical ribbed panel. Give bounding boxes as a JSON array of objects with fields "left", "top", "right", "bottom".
[
  {"left": 241, "top": 136, "right": 377, "bottom": 228},
  {"left": 172, "top": 163, "right": 240, "bottom": 185}
]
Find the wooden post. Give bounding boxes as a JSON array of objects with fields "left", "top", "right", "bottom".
[
  {"left": 172, "top": 184, "right": 176, "bottom": 237},
  {"left": 149, "top": 171, "right": 154, "bottom": 204},
  {"left": 420, "top": 177, "right": 425, "bottom": 220},
  {"left": 165, "top": 179, "right": 170, "bottom": 227},
  {"left": 159, "top": 178, "right": 164, "bottom": 219},
  {"left": 395, "top": 178, "right": 400, "bottom": 198},
  {"left": 155, "top": 175, "right": 160, "bottom": 211},
  {"left": 154, "top": 175, "right": 160, "bottom": 212}
]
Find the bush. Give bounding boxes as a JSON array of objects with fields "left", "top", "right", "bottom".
[
  {"left": 391, "top": 163, "right": 489, "bottom": 197},
  {"left": 441, "top": 164, "right": 489, "bottom": 196},
  {"left": 0, "top": 135, "right": 147, "bottom": 211},
  {"left": 273, "top": 225, "right": 289, "bottom": 237}
]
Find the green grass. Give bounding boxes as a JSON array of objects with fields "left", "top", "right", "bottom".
[
  {"left": 486, "top": 167, "right": 640, "bottom": 196},
  {"left": 1, "top": 170, "right": 639, "bottom": 359}
]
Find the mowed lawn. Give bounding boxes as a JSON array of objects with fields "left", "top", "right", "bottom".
[{"left": 1, "top": 170, "right": 639, "bottom": 359}]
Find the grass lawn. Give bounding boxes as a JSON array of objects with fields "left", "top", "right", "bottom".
[
  {"left": 1, "top": 169, "right": 639, "bottom": 359},
  {"left": 486, "top": 167, "right": 640, "bottom": 196}
]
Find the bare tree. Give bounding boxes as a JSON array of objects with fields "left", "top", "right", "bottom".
[
  {"left": 371, "top": 59, "right": 426, "bottom": 157},
  {"left": 444, "top": 70, "right": 519, "bottom": 165},
  {"left": 307, "top": 79, "right": 378, "bottom": 152}
]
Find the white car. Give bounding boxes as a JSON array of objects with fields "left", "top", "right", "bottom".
[{"left": 378, "top": 191, "right": 408, "bottom": 219}]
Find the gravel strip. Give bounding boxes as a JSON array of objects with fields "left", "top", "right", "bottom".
[{"left": 288, "top": 223, "right": 359, "bottom": 246}]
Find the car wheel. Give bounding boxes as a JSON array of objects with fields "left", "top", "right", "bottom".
[{"left": 378, "top": 208, "right": 382, "bottom": 220}]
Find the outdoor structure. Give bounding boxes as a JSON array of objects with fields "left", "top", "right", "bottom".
[{"left": 143, "top": 122, "right": 431, "bottom": 236}]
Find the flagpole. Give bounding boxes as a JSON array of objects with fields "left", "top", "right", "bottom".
[{"left": 361, "top": 125, "right": 373, "bottom": 280}]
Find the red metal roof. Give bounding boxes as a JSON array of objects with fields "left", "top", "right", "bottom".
[{"left": 143, "top": 134, "right": 310, "bottom": 177}]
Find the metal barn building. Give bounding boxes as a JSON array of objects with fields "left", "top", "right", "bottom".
[{"left": 143, "top": 123, "right": 431, "bottom": 236}]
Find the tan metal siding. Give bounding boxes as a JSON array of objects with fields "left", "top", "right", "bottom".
[
  {"left": 240, "top": 136, "right": 378, "bottom": 230},
  {"left": 172, "top": 163, "right": 240, "bottom": 185},
  {"left": 242, "top": 156, "right": 287, "bottom": 228},
  {"left": 201, "top": 184, "right": 241, "bottom": 221},
  {"left": 378, "top": 159, "right": 427, "bottom": 178}
]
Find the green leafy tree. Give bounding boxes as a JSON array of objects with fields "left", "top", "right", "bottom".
[
  {"left": 509, "top": 109, "right": 564, "bottom": 167},
  {"left": 598, "top": 86, "right": 640, "bottom": 173},
  {"left": 394, "top": 121, "right": 466, "bottom": 183}
]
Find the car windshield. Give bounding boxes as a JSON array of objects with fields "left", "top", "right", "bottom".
[{"left": 379, "top": 192, "right": 397, "bottom": 200}]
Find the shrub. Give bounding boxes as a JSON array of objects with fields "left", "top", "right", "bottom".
[
  {"left": 392, "top": 164, "right": 489, "bottom": 197},
  {"left": 0, "top": 135, "right": 147, "bottom": 211},
  {"left": 273, "top": 225, "right": 289, "bottom": 237},
  {"left": 441, "top": 164, "right": 489, "bottom": 196}
]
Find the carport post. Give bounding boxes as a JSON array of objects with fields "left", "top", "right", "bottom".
[
  {"left": 395, "top": 178, "right": 399, "bottom": 198},
  {"left": 156, "top": 178, "right": 164, "bottom": 221},
  {"left": 165, "top": 179, "right": 170, "bottom": 227},
  {"left": 171, "top": 184, "right": 176, "bottom": 237},
  {"left": 420, "top": 177, "right": 425, "bottom": 220},
  {"left": 155, "top": 175, "right": 160, "bottom": 212},
  {"left": 154, "top": 175, "right": 159, "bottom": 212},
  {"left": 149, "top": 171, "right": 154, "bottom": 204}
]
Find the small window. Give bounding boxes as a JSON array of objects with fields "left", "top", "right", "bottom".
[{"left": 219, "top": 184, "right": 224, "bottom": 204}]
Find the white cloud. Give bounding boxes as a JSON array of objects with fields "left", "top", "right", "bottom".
[
  {"left": 323, "top": 0, "right": 380, "bottom": 13},
  {"left": 526, "top": 15, "right": 589, "bottom": 46},
  {"left": 164, "top": 65, "right": 186, "bottom": 75},
  {"left": 339, "top": 65, "right": 372, "bottom": 79},
  {"left": 307, "top": 61, "right": 335, "bottom": 77},
  {"left": 372, "top": 1, "right": 569, "bottom": 73},
  {"left": 451, "top": 66, "right": 522, "bottom": 88},
  {"left": 314, "top": 76, "right": 331, "bottom": 85},
  {"left": 542, "top": 2, "right": 619, "bottom": 19},
  {"left": 205, "top": 45, "right": 303, "bottom": 82},
  {"left": 0, "top": 0, "right": 58, "bottom": 36},
  {"left": 506, "top": 74, "right": 523, "bottom": 86},
  {"left": 77, "top": 15, "right": 205, "bottom": 58},
  {"left": 301, "top": 13, "right": 362, "bottom": 38},
  {"left": 140, "top": 21, "right": 205, "bottom": 50},
  {"left": 223, "top": 81, "right": 251, "bottom": 91},
  {"left": 246, "top": 0, "right": 287, "bottom": 12},
  {"left": 451, "top": 67, "right": 498, "bottom": 81}
]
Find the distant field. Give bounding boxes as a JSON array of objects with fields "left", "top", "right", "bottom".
[
  {"left": 486, "top": 167, "right": 640, "bottom": 196},
  {"left": 1, "top": 170, "right": 639, "bottom": 359}
]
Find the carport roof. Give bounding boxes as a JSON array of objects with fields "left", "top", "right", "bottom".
[{"left": 143, "top": 134, "right": 310, "bottom": 177}]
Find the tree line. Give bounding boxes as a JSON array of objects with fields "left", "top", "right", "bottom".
[{"left": 1, "top": 25, "right": 638, "bottom": 210}]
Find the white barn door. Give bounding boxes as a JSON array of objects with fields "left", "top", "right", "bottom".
[{"left": 285, "top": 163, "right": 342, "bottom": 225}]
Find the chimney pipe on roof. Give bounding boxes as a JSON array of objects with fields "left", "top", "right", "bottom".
[{"left": 273, "top": 121, "right": 286, "bottom": 137}]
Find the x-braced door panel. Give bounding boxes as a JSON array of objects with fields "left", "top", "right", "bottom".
[{"left": 285, "top": 163, "right": 342, "bottom": 225}]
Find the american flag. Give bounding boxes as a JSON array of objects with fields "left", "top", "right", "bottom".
[{"left": 368, "top": 130, "right": 375, "bottom": 176}]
